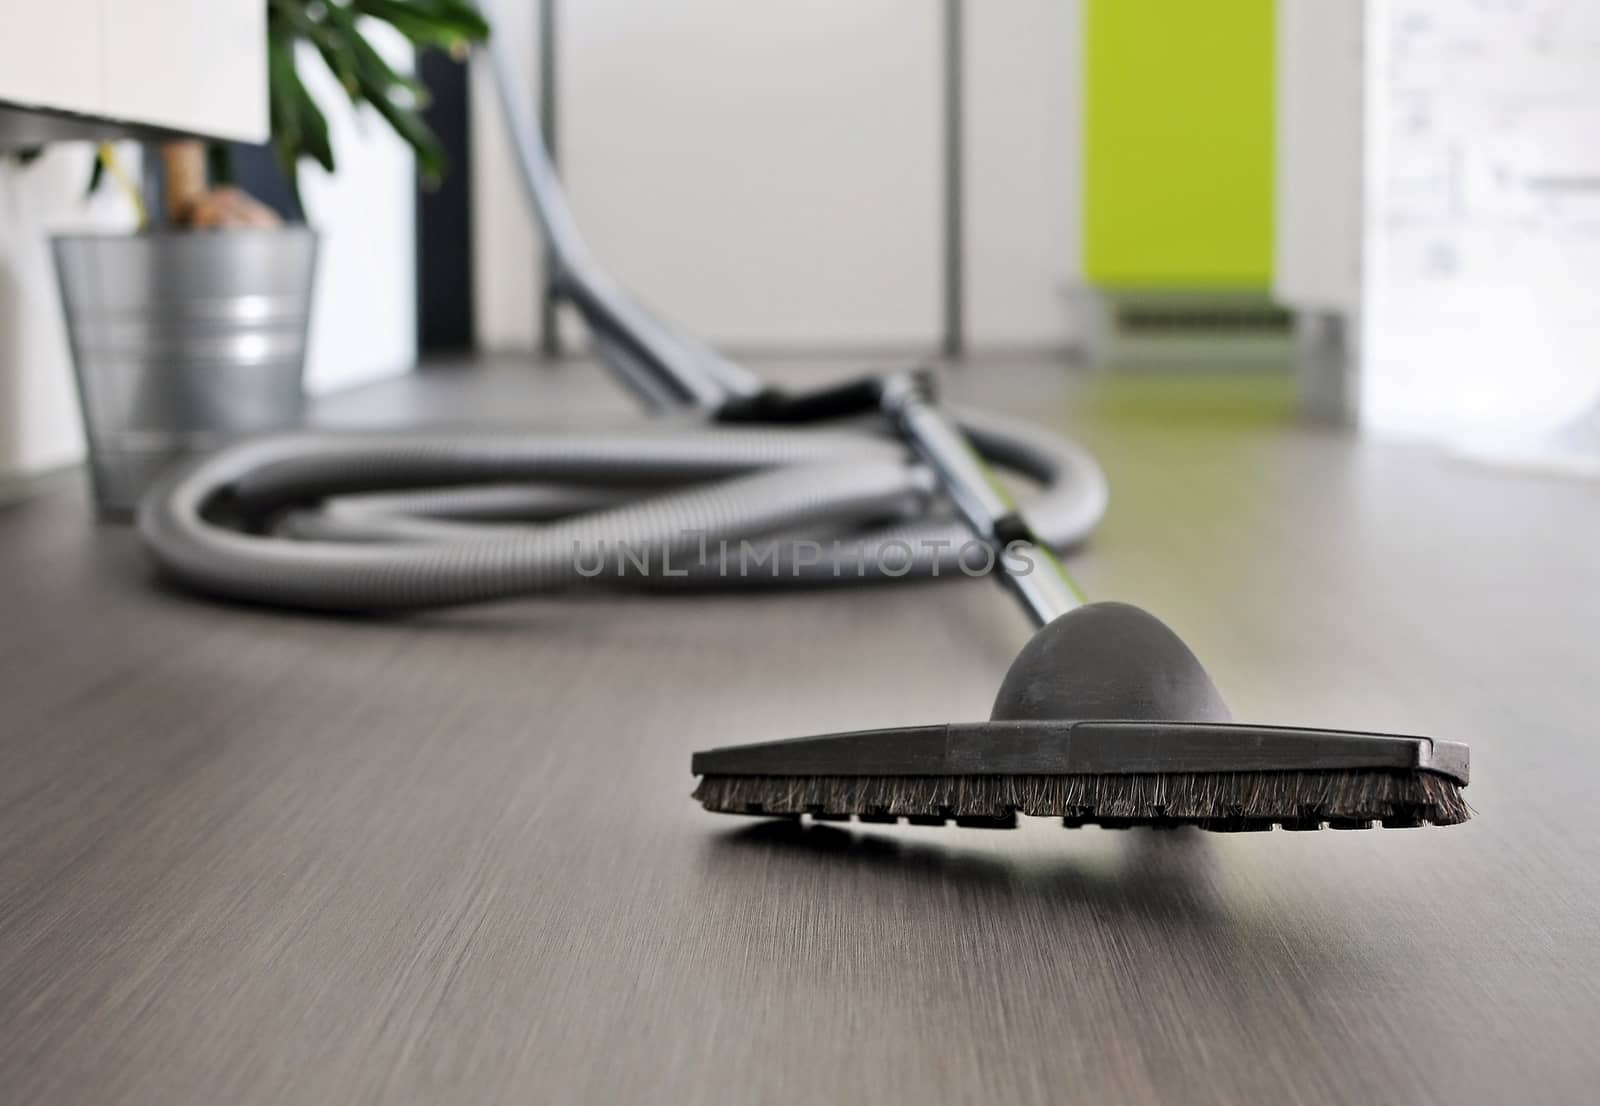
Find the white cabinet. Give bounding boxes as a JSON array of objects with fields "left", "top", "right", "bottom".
[
  {"left": 0, "top": 0, "right": 266, "bottom": 142},
  {"left": 102, "top": 0, "right": 267, "bottom": 141},
  {"left": 0, "top": 0, "right": 103, "bottom": 116}
]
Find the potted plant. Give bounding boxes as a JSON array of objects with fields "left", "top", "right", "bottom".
[{"left": 49, "top": 0, "right": 488, "bottom": 517}]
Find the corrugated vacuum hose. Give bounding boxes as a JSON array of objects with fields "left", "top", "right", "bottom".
[{"left": 135, "top": 408, "right": 1108, "bottom": 612}]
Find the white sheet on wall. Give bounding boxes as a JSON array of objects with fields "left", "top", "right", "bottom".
[{"left": 1361, "top": 0, "right": 1600, "bottom": 437}]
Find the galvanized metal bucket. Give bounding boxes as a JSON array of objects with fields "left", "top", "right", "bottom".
[{"left": 52, "top": 229, "right": 318, "bottom": 517}]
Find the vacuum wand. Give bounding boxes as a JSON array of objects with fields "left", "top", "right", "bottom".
[{"left": 881, "top": 372, "right": 1086, "bottom": 628}]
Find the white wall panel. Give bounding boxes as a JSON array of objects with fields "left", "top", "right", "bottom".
[
  {"left": 473, "top": 0, "right": 943, "bottom": 352},
  {"left": 1273, "top": 0, "right": 1364, "bottom": 314},
  {"left": 965, "top": 0, "right": 1083, "bottom": 349},
  {"left": 471, "top": 1, "right": 1090, "bottom": 354},
  {"left": 562, "top": 0, "right": 941, "bottom": 349}
]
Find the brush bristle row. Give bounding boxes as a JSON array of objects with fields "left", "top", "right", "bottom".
[{"left": 693, "top": 770, "right": 1470, "bottom": 830}]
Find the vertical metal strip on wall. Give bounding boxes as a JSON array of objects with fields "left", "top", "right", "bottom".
[
  {"left": 538, "top": 0, "right": 563, "bottom": 357},
  {"left": 942, "top": 0, "right": 966, "bottom": 359}
]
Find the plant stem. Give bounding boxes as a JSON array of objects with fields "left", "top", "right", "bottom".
[{"left": 160, "top": 140, "right": 207, "bottom": 224}]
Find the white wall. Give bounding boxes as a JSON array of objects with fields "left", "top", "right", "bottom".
[
  {"left": 563, "top": 0, "right": 941, "bottom": 350},
  {"left": 472, "top": 0, "right": 1086, "bottom": 355},
  {"left": 1273, "top": 0, "right": 1363, "bottom": 314},
  {"left": 965, "top": 0, "right": 1083, "bottom": 350}
]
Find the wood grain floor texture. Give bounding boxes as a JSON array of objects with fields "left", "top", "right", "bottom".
[{"left": 1, "top": 361, "right": 1596, "bottom": 1105}]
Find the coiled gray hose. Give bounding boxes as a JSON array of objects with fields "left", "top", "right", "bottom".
[{"left": 137, "top": 407, "right": 1107, "bottom": 612}]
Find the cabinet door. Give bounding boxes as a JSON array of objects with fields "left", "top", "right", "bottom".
[
  {"left": 103, "top": 0, "right": 267, "bottom": 141},
  {"left": 0, "top": 0, "right": 103, "bottom": 116},
  {"left": 562, "top": 0, "right": 942, "bottom": 348}
]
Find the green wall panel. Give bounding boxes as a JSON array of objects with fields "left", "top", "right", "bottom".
[{"left": 1084, "top": 0, "right": 1276, "bottom": 289}]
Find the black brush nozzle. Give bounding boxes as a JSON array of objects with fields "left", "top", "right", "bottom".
[{"left": 691, "top": 603, "right": 1471, "bottom": 831}]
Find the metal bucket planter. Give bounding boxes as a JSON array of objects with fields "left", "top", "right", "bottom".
[{"left": 52, "top": 229, "right": 317, "bottom": 517}]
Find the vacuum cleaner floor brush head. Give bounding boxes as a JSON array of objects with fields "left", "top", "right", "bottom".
[{"left": 692, "top": 603, "right": 1471, "bottom": 832}]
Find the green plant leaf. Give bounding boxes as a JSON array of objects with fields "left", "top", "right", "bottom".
[
  {"left": 352, "top": 0, "right": 490, "bottom": 48},
  {"left": 322, "top": 2, "right": 427, "bottom": 101},
  {"left": 275, "top": 0, "right": 361, "bottom": 98},
  {"left": 363, "top": 90, "right": 446, "bottom": 179},
  {"left": 267, "top": 31, "right": 308, "bottom": 211},
  {"left": 264, "top": 0, "right": 488, "bottom": 196},
  {"left": 292, "top": 80, "right": 337, "bottom": 175}
]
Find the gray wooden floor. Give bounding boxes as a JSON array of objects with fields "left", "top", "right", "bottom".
[{"left": 2, "top": 359, "right": 1596, "bottom": 1105}]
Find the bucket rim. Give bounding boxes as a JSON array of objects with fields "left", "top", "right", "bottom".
[{"left": 50, "top": 226, "right": 319, "bottom": 245}]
